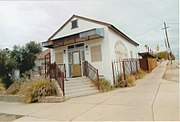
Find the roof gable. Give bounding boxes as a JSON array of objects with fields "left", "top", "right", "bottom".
[{"left": 48, "top": 14, "right": 139, "bottom": 46}]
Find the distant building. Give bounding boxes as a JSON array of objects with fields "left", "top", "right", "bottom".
[{"left": 35, "top": 49, "right": 50, "bottom": 76}]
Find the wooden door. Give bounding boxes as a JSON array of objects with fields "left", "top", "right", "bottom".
[{"left": 72, "top": 51, "right": 82, "bottom": 77}]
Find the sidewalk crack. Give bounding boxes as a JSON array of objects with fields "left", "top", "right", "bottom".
[{"left": 151, "top": 82, "right": 161, "bottom": 121}]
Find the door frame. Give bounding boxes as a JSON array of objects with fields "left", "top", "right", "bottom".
[
  {"left": 72, "top": 50, "right": 82, "bottom": 77},
  {"left": 67, "top": 43, "right": 85, "bottom": 78}
]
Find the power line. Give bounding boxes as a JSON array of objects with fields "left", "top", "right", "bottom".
[
  {"left": 135, "top": 23, "right": 162, "bottom": 38},
  {"left": 167, "top": 23, "right": 179, "bottom": 24}
]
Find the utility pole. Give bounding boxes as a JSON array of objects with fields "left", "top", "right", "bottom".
[
  {"left": 164, "top": 38, "right": 167, "bottom": 51},
  {"left": 161, "top": 22, "right": 172, "bottom": 64}
]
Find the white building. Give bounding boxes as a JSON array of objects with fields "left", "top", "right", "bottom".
[{"left": 42, "top": 15, "right": 139, "bottom": 85}]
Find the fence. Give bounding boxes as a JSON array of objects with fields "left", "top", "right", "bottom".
[
  {"left": 112, "top": 58, "right": 140, "bottom": 84},
  {"left": 44, "top": 52, "right": 51, "bottom": 78},
  {"left": 85, "top": 60, "right": 99, "bottom": 90}
]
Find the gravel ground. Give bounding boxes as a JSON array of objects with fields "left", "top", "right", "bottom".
[{"left": 163, "top": 60, "right": 179, "bottom": 82}]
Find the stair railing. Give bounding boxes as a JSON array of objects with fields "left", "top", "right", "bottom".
[
  {"left": 84, "top": 60, "right": 100, "bottom": 90},
  {"left": 50, "top": 62, "right": 65, "bottom": 96}
]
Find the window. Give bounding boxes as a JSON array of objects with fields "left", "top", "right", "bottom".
[
  {"left": 71, "top": 20, "right": 78, "bottom": 29},
  {"left": 91, "top": 45, "right": 102, "bottom": 62},
  {"left": 55, "top": 52, "right": 63, "bottom": 64}
]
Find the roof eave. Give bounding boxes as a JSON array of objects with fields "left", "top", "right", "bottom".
[{"left": 108, "top": 25, "right": 139, "bottom": 46}]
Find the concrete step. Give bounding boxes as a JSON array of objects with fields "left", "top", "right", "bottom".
[
  {"left": 65, "top": 81, "right": 92, "bottom": 87},
  {"left": 65, "top": 83, "right": 94, "bottom": 91},
  {"left": 66, "top": 90, "right": 99, "bottom": 98},
  {"left": 64, "top": 77, "right": 98, "bottom": 98},
  {"left": 65, "top": 87, "right": 97, "bottom": 94},
  {"left": 65, "top": 78, "right": 91, "bottom": 84}
]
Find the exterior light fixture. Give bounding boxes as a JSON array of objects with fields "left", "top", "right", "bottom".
[
  {"left": 63, "top": 49, "right": 66, "bottom": 54},
  {"left": 85, "top": 45, "right": 88, "bottom": 50}
]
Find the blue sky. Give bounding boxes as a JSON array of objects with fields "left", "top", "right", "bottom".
[{"left": 0, "top": 0, "right": 179, "bottom": 57}]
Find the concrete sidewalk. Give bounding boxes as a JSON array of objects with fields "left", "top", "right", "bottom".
[{"left": 0, "top": 62, "right": 179, "bottom": 121}]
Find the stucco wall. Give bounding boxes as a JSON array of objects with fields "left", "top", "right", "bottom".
[
  {"left": 84, "top": 27, "right": 113, "bottom": 84},
  {"left": 52, "top": 17, "right": 105, "bottom": 40},
  {"left": 108, "top": 28, "right": 138, "bottom": 60}
]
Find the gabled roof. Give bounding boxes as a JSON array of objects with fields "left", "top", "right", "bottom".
[
  {"left": 48, "top": 14, "right": 139, "bottom": 46},
  {"left": 138, "top": 52, "right": 156, "bottom": 58}
]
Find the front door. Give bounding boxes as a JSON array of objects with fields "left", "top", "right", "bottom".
[{"left": 72, "top": 51, "right": 82, "bottom": 77}]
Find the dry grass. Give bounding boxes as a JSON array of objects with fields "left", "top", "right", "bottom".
[
  {"left": 126, "top": 75, "right": 136, "bottom": 87},
  {"left": 6, "top": 78, "right": 27, "bottom": 95},
  {"left": 114, "top": 74, "right": 127, "bottom": 88},
  {"left": 23, "top": 79, "right": 56, "bottom": 103},
  {"left": 3, "top": 76, "right": 56, "bottom": 103},
  {"left": 0, "top": 82, "right": 5, "bottom": 94},
  {"left": 99, "top": 78, "right": 112, "bottom": 92},
  {"left": 135, "top": 69, "right": 146, "bottom": 79}
]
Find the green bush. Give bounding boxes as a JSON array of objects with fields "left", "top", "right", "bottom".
[
  {"left": 99, "top": 78, "right": 112, "bottom": 92},
  {"left": 156, "top": 51, "right": 175, "bottom": 60},
  {"left": 126, "top": 75, "right": 136, "bottom": 87},
  {"left": 23, "top": 79, "right": 56, "bottom": 103}
]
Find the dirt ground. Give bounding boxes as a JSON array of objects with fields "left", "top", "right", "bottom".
[
  {"left": 0, "top": 113, "right": 23, "bottom": 121},
  {"left": 163, "top": 60, "right": 179, "bottom": 82}
]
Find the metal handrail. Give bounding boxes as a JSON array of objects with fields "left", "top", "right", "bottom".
[
  {"left": 50, "top": 62, "right": 65, "bottom": 96},
  {"left": 84, "top": 60, "right": 99, "bottom": 90}
]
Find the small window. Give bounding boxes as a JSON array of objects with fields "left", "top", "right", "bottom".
[
  {"left": 71, "top": 20, "right": 78, "bottom": 29},
  {"left": 91, "top": 45, "right": 102, "bottom": 62}
]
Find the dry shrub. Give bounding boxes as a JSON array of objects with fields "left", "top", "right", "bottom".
[
  {"left": 126, "top": 75, "right": 136, "bottom": 87},
  {"left": 6, "top": 83, "right": 21, "bottom": 95},
  {"left": 135, "top": 69, "right": 146, "bottom": 79},
  {"left": 23, "top": 79, "right": 56, "bottom": 103},
  {"left": 6, "top": 78, "right": 27, "bottom": 95},
  {"left": 99, "top": 78, "right": 112, "bottom": 92},
  {"left": 0, "top": 81, "right": 5, "bottom": 94},
  {"left": 114, "top": 74, "right": 127, "bottom": 88}
]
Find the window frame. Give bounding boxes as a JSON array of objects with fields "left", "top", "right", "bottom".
[
  {"left": 55, "top": 51, "right": 64, "bottom": 64},
  {"left": 90, "top": 45, "right": 102, "bottom": 62},
  {"left": 71, "top": 19, "right": 78, "bottom": 29}
]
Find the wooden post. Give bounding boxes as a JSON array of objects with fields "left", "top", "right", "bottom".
[
  {"left": 136, "top": 60, "right": 138, "bottom": 72},
  {"left": 97, "top": 69, "right": 100, "bottom": 90},
  {"left": 112, "top": 60, "right": 115, "bottom": 85},
  {"left": 119, "top": 59, "right": 121, "bottom": 75},
  {"left": 130, "top": 60, "right": 132, "bottom": 74},
  {"left": 62, "top": 75, "right": 65, "bottom": 96},
  {"left": 54, "top": 62, "right": 56, "bottom": 79},
  {"left": 64, "top": 64, "right": 66, "bottom": 78},
  {"left": 85, "top": 61, "right": 87, "bottom": 76},
  {"left": 45, "top": 56, "right": 47, "bottom": 78},
  {"left": 122, "top": 61, "right": 126, "bottom": 80}
]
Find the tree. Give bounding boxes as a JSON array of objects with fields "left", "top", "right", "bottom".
[
  {"left": 156, "top": 51, "right": 175, "bottom": 60},
  {"left": 0, "top": 49, "right": 17, "bottom": 88},
  {"left": 0, "top": 41, "right": 42, "bottom": 88},
  {"left": 11, "top": 41, "right": 42, "bottom": 76},
  {"left": 156, "top": 44, "right": 160, "bottom": 51}
]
